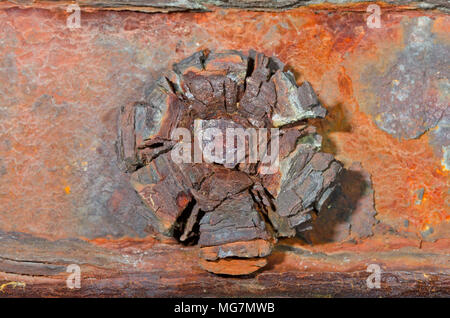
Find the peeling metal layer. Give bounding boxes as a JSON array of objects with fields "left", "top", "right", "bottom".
[
  {"left": 0, "top": 0, "right": 208, "bottom": 13},
  {"left": 0, "top": 234, "right": 448, "bottom": 296},
  {"left": 1, "top": 0, "right": 449, "bottom": 13},
  {"left": 205, "top": 0, "right": 450, "bottom": 12}
]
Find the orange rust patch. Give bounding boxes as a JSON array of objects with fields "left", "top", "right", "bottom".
[
  {"left": 0, "top": 5, "right": 447, "bottom": 242},
  {"left": 199, "top": 257, "right": 267, "bottom": 275}
]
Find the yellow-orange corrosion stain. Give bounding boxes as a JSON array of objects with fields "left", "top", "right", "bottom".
[
  {"left": 0, "top": 281, "right": 26, "bottom": 293},
  {"left": 64, "top": 186, "right": 71, "bottom": 194}
]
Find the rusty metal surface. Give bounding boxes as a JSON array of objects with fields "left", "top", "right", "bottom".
[
  {"left": 0, "top": 233, "right": 449, "bottom": 297},
  {"left": 357, "top": 16, "right": 448, "bottom": 140},
  {"left": 1, "top": 1, "right": 449, "bottom": 12},
  {"left": 0, "top": 2, "right": 448, "bottom": 296}
]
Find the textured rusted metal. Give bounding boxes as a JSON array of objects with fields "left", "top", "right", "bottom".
[
  {"left": 0, "top": 1, "right": 448, "bottom": 296},
  {"left": 116, "top": 50, "right": 344, "bottom": 274}
]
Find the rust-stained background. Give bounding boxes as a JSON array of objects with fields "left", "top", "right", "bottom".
[{"left": 0, "top": 0, "right": 448, "bottom": 296}]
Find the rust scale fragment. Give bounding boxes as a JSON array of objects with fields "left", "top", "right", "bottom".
[
  {"left": 199, "top": 239, "right": 273, "bottom": 261},
  {"left": 118, "top": 50, "right": 343, "bottom": 275},
  {"left": 198, "top": 257, "right": 268, "bottom": 276}
]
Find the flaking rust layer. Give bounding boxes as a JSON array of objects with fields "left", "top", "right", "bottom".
[
  {"left": 118, "top": 50, "right": 343, "bottom": 275},
  {"left": 0, "top": 2, "right": 447, "bottom": 293}
]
